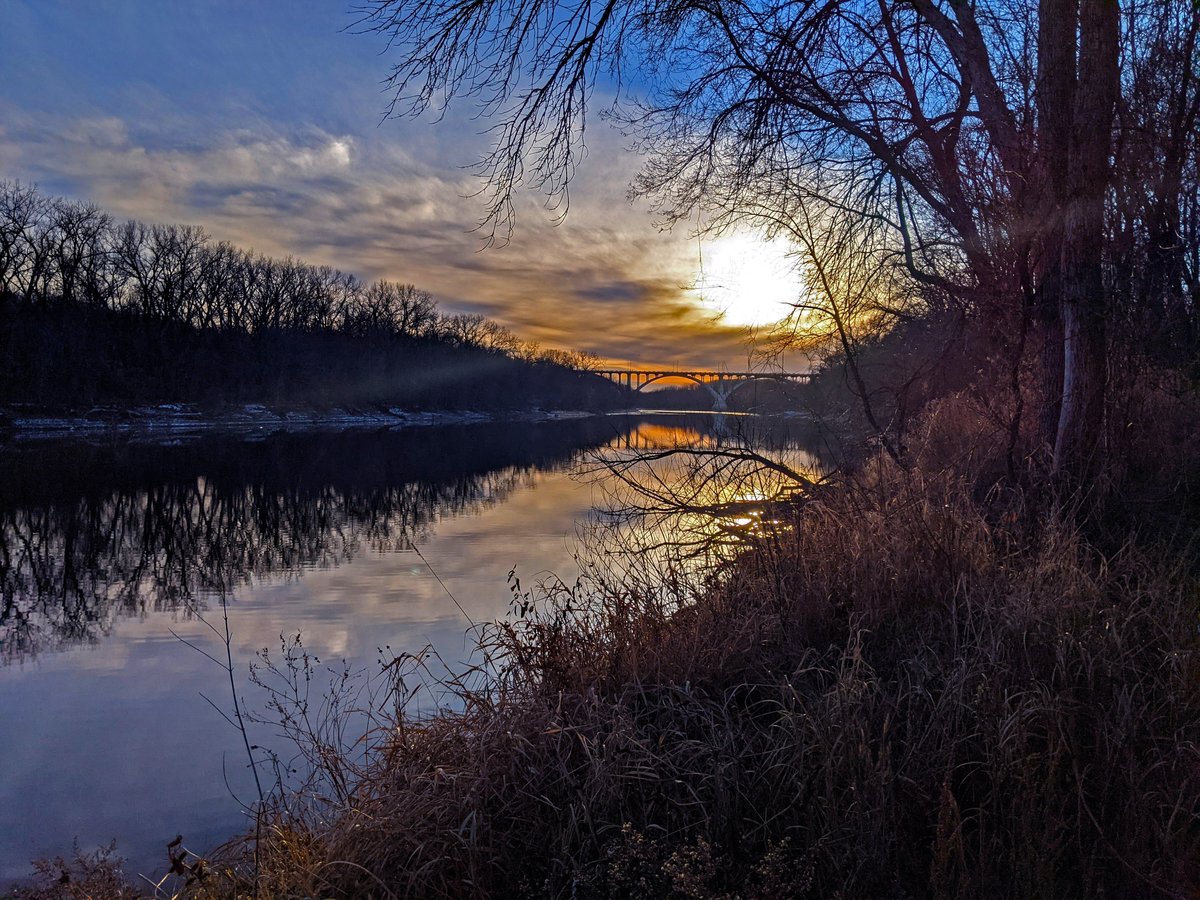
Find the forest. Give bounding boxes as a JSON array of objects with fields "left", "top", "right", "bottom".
[{"left": 0, "top": 182, "right": 621, "bottom": 412}]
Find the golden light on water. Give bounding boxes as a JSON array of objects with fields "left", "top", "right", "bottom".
[
  {"left": 595, "top": 421, "right": 826, "bottom": 558},
  {"left": 691, "top": 230, "right": 804, "bottom": 327}
]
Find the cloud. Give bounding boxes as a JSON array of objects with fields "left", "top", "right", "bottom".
[{"left": 0, "top": 104, "right": 773, "bottom": 367}]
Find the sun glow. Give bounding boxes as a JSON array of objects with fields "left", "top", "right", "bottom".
[{"left": 690, "top": 230, "right": 804, "bottom": 327}]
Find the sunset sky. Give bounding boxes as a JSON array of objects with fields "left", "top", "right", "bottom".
[{"left": 0, "top": 1, "right": 807, "bottom": 368}]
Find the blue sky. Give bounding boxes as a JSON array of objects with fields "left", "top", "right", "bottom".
[{"left": 0, "top": 0, "right": 790, "bottom": 366}]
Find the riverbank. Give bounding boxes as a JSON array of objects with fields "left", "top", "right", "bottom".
[
  {"left": 0, "top": 402, "right": 604, "bottom": 442},
  {"left": 13, "top": 376, "right": 1200, "bottom": 898},
  {"left": 98, "top": 377, "right": 1196, "bottom": 897},
  {"left": 0, "top": 414, "right": 650, "bottom": 891}
]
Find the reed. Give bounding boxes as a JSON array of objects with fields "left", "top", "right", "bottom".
[{"left": 37, "top": 368, "right": 1195, "bottom": 899}]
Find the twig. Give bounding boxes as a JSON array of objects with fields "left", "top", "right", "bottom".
[{"left": 412, "top": 544, "right": 476, "bottom": 626}]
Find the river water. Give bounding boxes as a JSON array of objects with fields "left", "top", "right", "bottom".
[{"left": 0, "top": 414, "right": 823, "bottom": 884}]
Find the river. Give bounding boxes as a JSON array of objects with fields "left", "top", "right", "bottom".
[{"left": 0, "top": 413, "right": 823, "bottom": 884}]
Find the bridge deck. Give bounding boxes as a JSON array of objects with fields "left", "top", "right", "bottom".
[{"left": 592, "top": 369, "right": 811, "bottom": 384}]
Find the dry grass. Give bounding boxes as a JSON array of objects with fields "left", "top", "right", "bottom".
[
  {"left": 13, "top": 844, "right": 134, "bottom": 899},
  {"left": 166, "top": 371, "right": 1200, "bottom": 898}
]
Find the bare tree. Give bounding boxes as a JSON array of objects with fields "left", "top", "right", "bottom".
[
  {"left": 359, "top": 0, "right": 1194, "bottom": 483},
  {"left": 44, "top": 199, "right": 113, "bottom": 308},
  {"left": 436, "top": 311, "right": 522, "bottom": 351},
  {"left": 1, "top": 184, "right": 55, "bottom": 305},
  {"left": 0, "top": 182, "right": 44, "bottom": 298},
  {"left": 1111, "top": 1, "right": 1200, "bottom": 359},
  {"left": 1047, "top": 0, "right": 1119, "bottom": 480},
  {"left": 373, "top": 281, "right": 439, "bottom": 337}
]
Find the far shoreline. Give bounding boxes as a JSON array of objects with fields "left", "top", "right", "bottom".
[{"left": 0, "top": 402, "right": 626, "bottom": 442}]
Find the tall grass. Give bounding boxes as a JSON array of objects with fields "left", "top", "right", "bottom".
[{"left": 164, "top": 372, "right": 1200, "bottom": 898}]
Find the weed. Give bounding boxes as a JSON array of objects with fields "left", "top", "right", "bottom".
[{"left": 153, "top": 373, "right": 1200, "bottom": 897}]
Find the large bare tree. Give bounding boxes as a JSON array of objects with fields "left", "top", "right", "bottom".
[{"left": 358, "top": 0, "right": 1197, "bottom": 482}]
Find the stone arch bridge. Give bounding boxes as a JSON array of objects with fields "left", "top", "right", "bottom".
[{"left": 593, "top": 368, "right": 811, "bottom": 411}]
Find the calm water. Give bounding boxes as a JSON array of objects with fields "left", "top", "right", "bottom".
[{"left": 0, "top": 414, "right": 822, "bottom": 884}]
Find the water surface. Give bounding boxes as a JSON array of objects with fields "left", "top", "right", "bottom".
[{"left": 0, "top": 413, "right": 823, "bottom": 883}]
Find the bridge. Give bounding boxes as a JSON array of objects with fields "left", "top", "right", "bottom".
[{"left": 592, "top": 368, "right": 811, "bottom": 411}]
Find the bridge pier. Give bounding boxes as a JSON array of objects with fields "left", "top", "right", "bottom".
[{"left": 708, "top": 382, "right": 731, "bottom": 412}]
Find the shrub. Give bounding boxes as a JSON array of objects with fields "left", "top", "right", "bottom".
[{"left": 167, "top": 372, "right": 1200, "bottom": 899}]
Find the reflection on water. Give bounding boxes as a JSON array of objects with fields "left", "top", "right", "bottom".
[
  {"left": 0, "top": 421, "right": 627, "bottom": 663},
  {"left": 589, "top": 413, "right": 827, "bottom": 558},
  {"left": 0, "top": 413, "right": 826, "bottom": 884}
]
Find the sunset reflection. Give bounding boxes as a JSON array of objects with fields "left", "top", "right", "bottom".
[{"left": 584, "top": 415, "right": 825, "bottom": 561}]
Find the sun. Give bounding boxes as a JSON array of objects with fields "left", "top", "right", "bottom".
[{"left": 690, "top": 230, "right": 803, "bottom": 327}]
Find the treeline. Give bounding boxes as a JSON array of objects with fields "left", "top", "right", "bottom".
[{"left": 0, "top": 181, "right": 621, "bottom": 409}]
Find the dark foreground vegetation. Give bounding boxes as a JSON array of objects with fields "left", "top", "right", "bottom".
[
  {"left": 29, "top": 360, "right": 1193, "bottom": 900},
  {"left": 0, "top": 183, "right": 620, "bottom": 412}
]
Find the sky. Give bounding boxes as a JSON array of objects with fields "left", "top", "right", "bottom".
[{"left": 0, "top": 1, "right": 805, "bottom": 368}]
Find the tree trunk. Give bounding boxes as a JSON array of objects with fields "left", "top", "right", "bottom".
[
  {"left": 1052, "top": 0, "right": 1119, "bottom": 486},
  {"left": 1035, "top": 0, "right": 1075, "bottom": 455}
]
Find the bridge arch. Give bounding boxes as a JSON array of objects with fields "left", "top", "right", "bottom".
[
  {"left": 634, "top": 372, "right": 716, "bottom": 392},
  {"left": 632, "top": 373, "right": 800, "bottom": 411},
  {"left": 714, "top": 376, "right": 799, "bottom": 405},
  {"left": 591, "top": 368, "right": 810, "bottom": 412},
  {"left": 632, "top": 373, "right": 726, "bottom": 408}
]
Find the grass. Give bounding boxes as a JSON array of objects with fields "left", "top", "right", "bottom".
[{"left": 20, "top": 365, "right": 1200, "bottom": 899}]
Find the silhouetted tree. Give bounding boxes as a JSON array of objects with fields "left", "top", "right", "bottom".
[
  {"left": 437, "top": 312, "right": 522, "bottom": 352},
  {"left": 348, "top": 280, "right": 438, "bottom": 338},
  {"left": 0, "top": 182, "right": 43, "bottom": 296},
  {"left": 360, "top": 0, "right": 1198, "bottom": 482}
]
